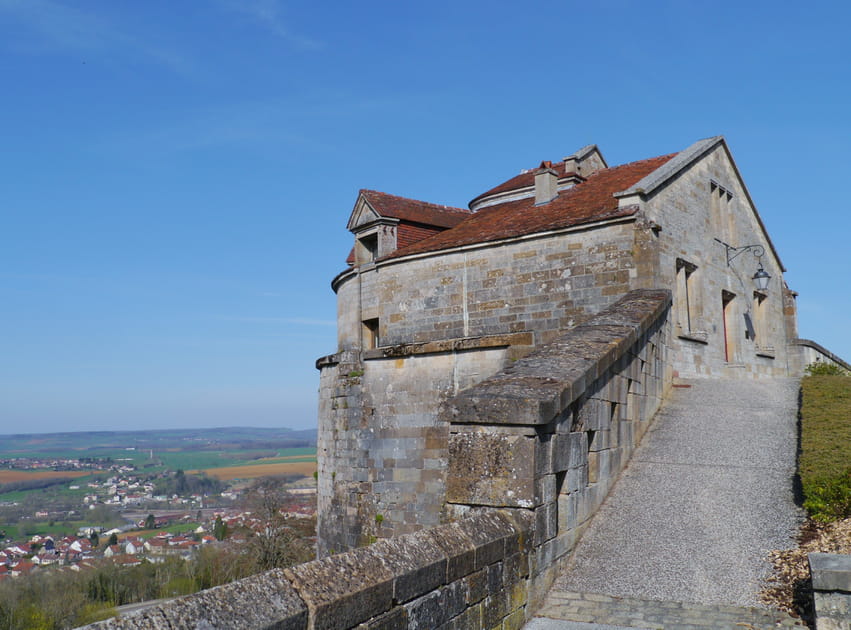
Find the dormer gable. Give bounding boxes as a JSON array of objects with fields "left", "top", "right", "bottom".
[
  {"left": 469, "top": 144, "right": 609, "bottom": 212},
  {"left": 347, "top": 191, "right": 401, "bottom": 265},
  {"left": 346, "top": 189, "right": 471, "bottom": 266},
  {"left": 347, "top": 193, "right": 391, "bottom": 232},
  {"left": 562, "top": 144, "right": 607, "bottom": 178}
]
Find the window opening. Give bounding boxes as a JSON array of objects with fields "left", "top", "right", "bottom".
[
  {"left": 722, "top": 291, "right": 736, "bottom": 362},
  {"left": 752, "top": 291, "right": 769, "bottom": 350},
  {"left": 362, "top": 318, "right": 380, "bottom": 350},
  {"left": 358, "top": 233, "right": 378, "bottom": 263},
  {"left": 676, "top": 259, "right": 698, "bottom": 332},
  {"left": 710, "top": 182, "right": 734, "bottom": 242}
]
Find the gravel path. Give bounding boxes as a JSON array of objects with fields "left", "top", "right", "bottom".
[{"left": 552, "top": 378, "right": 804, "bottom": 608}]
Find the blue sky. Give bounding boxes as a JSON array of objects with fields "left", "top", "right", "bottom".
[{"left": 2, "top": 1, "right": 849, "bottom": 434}]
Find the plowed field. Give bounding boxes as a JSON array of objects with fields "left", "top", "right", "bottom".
[
  {"left": 193, "top": 461, "right": 316, "bottom": 480},
  {"left": 0, "top": 470, "right": 91, "bottom": 483}
]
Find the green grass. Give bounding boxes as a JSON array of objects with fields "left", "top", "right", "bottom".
[
  {"left": 800, "top": 374, "right": 851, "bottom": 521},
  {"left": 0, "top": 474, "right": 102, "bottom": 501},
  {"left": 3, "top": 520, "right": 94, "bottom": 539},
  {"left": 0, "top": 523, "right": 21, "bottom": 539},
  {"left": 156, "top": 448, "right": 317, "bottom": 471}
]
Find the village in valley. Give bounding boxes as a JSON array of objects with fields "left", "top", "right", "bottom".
[{"left": 0, "top": 429, "right": 317, "bottom": 584}]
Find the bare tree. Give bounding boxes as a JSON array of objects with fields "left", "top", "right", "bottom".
[{"left": 240, "top": 477, "right": 312, "bottom": 570}]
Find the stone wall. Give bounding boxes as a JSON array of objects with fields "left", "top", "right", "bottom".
[
  {"left": 444, "top": 288, "right": 672, "bottom": 606},
  {"left": 80, "top": 511, "right": 533, "bottom": 630},
  {"left": 316, "top": 334, "right": 533, "bottom": 555},
  {"left": 791, "top": 339, "right": 851, "bottom": 375},
  {"left": 333, "top": 220, "right": 638, "bottom": 352},
  {"left": 809, "top": 553, "right": 851, "bottom": 630}
]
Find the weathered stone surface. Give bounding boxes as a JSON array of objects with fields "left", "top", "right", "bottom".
[
  {"left": 285, "top": 547, "right": 393, "bottom": 630},
  {"left": 405, "top": 590, "right": 446, "bottom": 630},
  {"left": 503, "top": 552, "right": 530, "bottom": 585},
  {"left": 495, "top": 508, "right": 535, "bottom": 555},
  {"left": 423, "top": 522, "right": 476, "bottom": 583},
  {"left": 462, "top": 512, "right": 516, "bottom": 570},
  {"left": 371, "top": 530, "right": 447, "bottom": 604},
  {"left": 442, "top": 603, "right": 482, "bottom": 630},
  {"left": 405, "top": 581, "right": 467, "bottom": 630},
  {"left": 810, "top": 552, "right": 851, "bottom": 592},
  {"left": 447, "top": 432, "right": 536, "bottom": 507},
  {"left": 812, "top": 591, "right": 851, "bottom": 630},
  {"left": 465, "top": 568, "right": 488, "bottom": 604},
  {"left": 553, "top": 432, "right": 586, "bottom": 472},
  {"left": 533, "top": 501, "right": 557, "bottom": 546},
  {"left": 355, "top": 606, "right": 407, "bottom": 630},
  {"left": 481, "top": 591, "right": 509, "bottom": 628},
  {"left": 79, "top": 569, "right": 307, "bottom": 630}
]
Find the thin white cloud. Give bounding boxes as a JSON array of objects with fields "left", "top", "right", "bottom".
[
  {"left": 215, "top": 0, "right": 323, "bottom": 51},
  {"left": 0, "top": 0, "right": 195, "bottom": 75},
  {"left": 0, "top": 0, "right": 107, "bottom": 50}
]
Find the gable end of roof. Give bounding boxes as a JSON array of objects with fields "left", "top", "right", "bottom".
[{"left": 615, "top": 136, "right": 723, "bottom": 199}]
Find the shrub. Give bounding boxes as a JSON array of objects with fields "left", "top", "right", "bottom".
[
  {"left": 803, "top": 469, "right": 851, "bottom": 522},
  {"left": 805, "top": 362, "right": 848, "bottom": 376}
]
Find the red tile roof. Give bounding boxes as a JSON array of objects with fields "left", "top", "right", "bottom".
[
  {"left": 359, "top": 189, "right": 471, "bottom": 229},
  {"left": 382, "top": 153, "right": 677, "bottom": 260},
  {"left": 470, "top": 161, "right": 582, "bottom": 204}
]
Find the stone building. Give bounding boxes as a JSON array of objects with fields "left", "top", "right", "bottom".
[{"left": 315, "top": 136, "right": 806, "bottom": 556}]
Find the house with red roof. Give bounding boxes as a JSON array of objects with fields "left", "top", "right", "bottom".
[
  {"left": 315, "top": 136, "right": 846, "bottom": 555},
  {"left": 10, "top": 560, "right": 37, "bottom": 577}
]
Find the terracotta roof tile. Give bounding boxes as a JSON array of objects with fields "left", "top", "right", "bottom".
[
  {"left": 360, "top": 189, "right": 471, "bottom": 228},
  {"left": 383, "top": 153, "right": 676, "bottom": 260},
  {"left": 469, "top": 161, "right": 581, "bottom": 204}
]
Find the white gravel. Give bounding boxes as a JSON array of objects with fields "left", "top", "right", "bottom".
[{"left": 554, "top": 377, "right": 805, "bottom": 607}]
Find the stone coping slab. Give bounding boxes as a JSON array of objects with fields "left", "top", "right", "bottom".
[
  {"left": 79, "top": 569, "right": 308, "bottom": 630},
  {"left": 810, "top": 552, "right": 851, "bottom": 593},
  {"left": 443, "top": 290, "right": 670, "bottom": 427}
]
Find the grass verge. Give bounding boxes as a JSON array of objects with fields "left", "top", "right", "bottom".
[{"left": 799, "top": 374, "right": 851, "bottom": 521}]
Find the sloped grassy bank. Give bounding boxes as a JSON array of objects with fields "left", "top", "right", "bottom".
[{"left": 761, "top": 373, "right": 851, "bottom": 623}]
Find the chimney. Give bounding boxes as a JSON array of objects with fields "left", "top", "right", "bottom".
[
  {"left": 534, "top": 161, "right": 558, "bottom": 205},
  {"left": 564, "top": 156, "right": 578, "bottom": 174}
]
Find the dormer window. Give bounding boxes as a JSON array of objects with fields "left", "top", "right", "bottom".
[
  {"left": 346, "top": 190, "right": 470, "bottom": 266},
  {"left": 358, "top": 233, "right": 379, "bottom": 264}
]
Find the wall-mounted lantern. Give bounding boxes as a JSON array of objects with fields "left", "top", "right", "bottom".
[{"left": 714, "top": 238, "right": 771, "bottom": 291}]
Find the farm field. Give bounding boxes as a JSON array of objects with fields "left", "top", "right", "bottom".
[
  {"left": 0, "top": 470, "right": 92, "bottom": 483},
  {"left": 196, "top": 460, "right": 316, "bottom": 481},
  {"left": 0, "top": 427, "right": 317, "bottom": 479},
  {"left": 0, "top": 427, "right": 316, "bottom": 455}
]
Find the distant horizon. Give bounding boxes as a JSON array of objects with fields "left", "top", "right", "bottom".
[{"left": 0, "top": 425, "right": 318, "bottom": 439}]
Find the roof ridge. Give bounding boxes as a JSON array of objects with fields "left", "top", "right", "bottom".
[{"left": 360, "top": 189, "right": 470, "bottom": 214}]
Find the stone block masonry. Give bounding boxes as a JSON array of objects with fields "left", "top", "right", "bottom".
[
  {"left": 79, "top": 511, "right": 534, "bottom": 630},
  {"left": 315, "top": 334, "right": 532, "bottom": 556},
  {"left": 444, "top": 289, "right": 672, "bottom": 609},
  {"left": 810, "top": 553, "right": 851, "bottom": 630}
]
